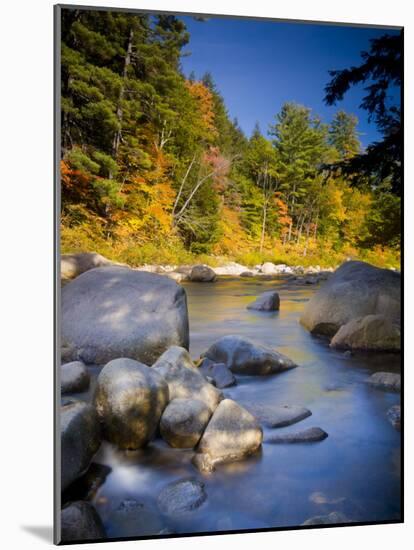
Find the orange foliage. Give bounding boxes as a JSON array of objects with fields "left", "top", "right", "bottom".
[{"left": 185, "top": 80, "right": 217, "bottom": 135}]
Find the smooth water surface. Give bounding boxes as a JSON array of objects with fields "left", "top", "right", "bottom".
[{"left": 79, "top": 277, "right": 401, "bottom": 536}]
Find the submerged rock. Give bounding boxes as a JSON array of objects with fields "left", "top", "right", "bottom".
[
  {"left": 244, "top": 403, "right": 312, "bottom": 428},
  {"left": 157, "top": 478, "right": 207, "bottom": 515},
  {"left": 61, "top": 399, "right": 101, "bottom": 491},
  {"left": 330, "top": 314, "right": 401, "bottom": 351},
  {"left": 387, "top": 405, "right": 401, "bottom": 431},
  {"left": 61, "top": 501, "right": 106, "bottom": 542},
  {"left": 367, "top": 372, "right": 401, "bottom": 393},
  {"left": 110, "top": 499, "right": 165, "bottom": 537},
  {"left": 153, "top": 346, "right": 222, "bottom": 412},
  {"left": 194, "top": 399, "right": 263, "bottom": 471},
  {"left": 160, "top": 398, "right": 212, "bottom": 448},
  {"left": 61, "top": 266, "right": 189, "bottom": 365},
  {"left": 202, "top": 335, "right": 297, "bottom": 375},
  {"left": 61, "top": 252, "right": 114, "bottom": 281},
  {"left": 247, "top": 291, "right": 280, "bottom": 311},
  {"left": 190, "top": 264, "right": 217, "bottom": 282},
  {"left": 300, "top": 261, "right": 400, "bottom": 336},
  {"left": 199, "top": 359, "right": 236, "bottom": 389},
  {"left": 61, "top": 361, "right": 90, "bottom": 394},
  {"left": 94, "top": 358, "right": 169, "bottom": 449},
  {"left": 302, "top": 511, "right": 350, "bottom": 526},
  {"left": 266, "top": 427, "right": 328, "bottom": 444}
]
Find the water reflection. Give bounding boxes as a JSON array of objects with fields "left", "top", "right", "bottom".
[{"left": 87, "top": 277, "right": 401, "bottom": 536}]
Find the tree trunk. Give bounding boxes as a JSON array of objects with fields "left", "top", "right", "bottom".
[
  {"left": 112, "top": 28, "right": 134, "bottom": 162},
  {"left": 260, "top": 201, "right": 267, "bottom": 253}
]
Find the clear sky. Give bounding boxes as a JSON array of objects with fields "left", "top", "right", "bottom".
[{"left": 179, "top": 16, "right": 401, "bottom": 148}]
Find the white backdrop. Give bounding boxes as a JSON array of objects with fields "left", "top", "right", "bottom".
[{"left": 0, "top": 0, "right": 411, "bottom": 548}]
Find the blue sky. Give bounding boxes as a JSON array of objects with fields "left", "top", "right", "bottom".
[{"left": 179, "top": 16, "right": 401, "bottom": 148}]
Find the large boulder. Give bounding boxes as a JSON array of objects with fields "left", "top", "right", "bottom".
[
  {"left": 190, "top": 264, "right": 217, "bottom": 282},
  {"left": 61, "top": 252, "right": 114, "bottom": 281},
  {"left": 61, "top": 501, "right": 106, "bottom": 542},
  {"left": 194, "top": 399, "right": 263, "bottom": 472},
  {"left": 160, "top": 398, "right": 212, "bottom": 448},
  {"left": 61, "top": 266, "right": 189, "bottom": 365},
  {"left": 330, "top": 314, "right": 401, "bottom": 351},
  {"left": 61, "top": 361, "right": 90, "bottom": 394},
  {"left": 201, "top": 335, "right": 296, "bottom": 375},
  {"left": 61, "top": 400, "right": 101, "bottom": 491},
  {"left": 94, "top": 358, "right": 169, "bottom": 449},
  {"left": 247, "top": 291, "right": 280, "bottom": 311},
  {"left": 153, "top": 346, "right": 222, "bottom": 412},
  {"left": 300, "top": 261, "right": 400, "bottom": 336}
]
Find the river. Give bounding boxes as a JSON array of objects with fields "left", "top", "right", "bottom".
[{"left": 68, "top": 276, "right": 401, "bottom": 537}]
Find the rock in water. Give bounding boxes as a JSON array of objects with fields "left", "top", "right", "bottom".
[
  {"left": 94, "top": 358, "right": 169, "bottom": 449},
  {"left": 190, "top": 264, "right": 217, "bottom": 282},
  {"left": 194, "top": 399, "right": 263, "bottom": 470},
  {"left": 61, "top": 252, "right": 114, "bottom": 281},
  {"left": 199, "top": 359, "right": 236, "bottom": 389},
  {"left": 160, "top": 398, "right": 212, "bottom": 448},
  {"left": 61, "top": 400, "right": 101, "bottom": 491},
  {"left": 266, "top": 427, "right": 328, "bottom": 444},
  {"left": 243, "top": 403, "right": 312, "bottom": 428},
  {"left": 387, "top": 405, "right": 401, "bottom": 431},
  {"left": 330, "top": 314, "right": 401, "bottom": 351},
  {"left": 109, "top": 499, "right": 165, "bottom": 537},
  {"left": 367, "top": 372, "right": 401, "bottom": 393},
  {"left": 61, "top": 501, "right": 106, "bottom": 542},
  {"left": 247, "top": 291, "right": 280, "bottom": 311},
  {"left": 202, "top": 335, "right": 296, "bottom": 375},
  {"left": 300, "top": 261, "right": 400, "bottom": 336},
  {"left": 157, "top": 479, "right": 207, "bottom": 515},
  {"left": 153, "top": 346, "right": 222, "bottom": 412},
  {"left": 61, "top": 266, "right": 189, "bottom": 365},
  {"left": 61, "top": 361, "right": 90, "bottom": 394},
  {"left": 302, "top": 511, "right": 350, "bottom": 526}
]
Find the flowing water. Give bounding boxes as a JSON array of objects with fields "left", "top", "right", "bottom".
[{"left": 69, "top": 276, "right": 401, "bottom": 537}]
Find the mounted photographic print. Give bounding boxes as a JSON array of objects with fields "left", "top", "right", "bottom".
[{"left": 54, "top": 3, "right": 403, "bottom": 544}]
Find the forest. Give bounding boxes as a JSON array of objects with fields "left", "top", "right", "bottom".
[{"left": 60, "top": 10, "right": 402, "bottom": 269}]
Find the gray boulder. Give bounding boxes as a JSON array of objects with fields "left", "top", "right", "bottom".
[
  {"left": 94, "top": 358, "right": 169, "bottom": 449},
  {"left": 153, "top": 346, "right": 222, "bottom": 412},
  {"left": 243, "top": 403, "right": 311, "bottom": 428},
  {"left": 61, "top": 252, "right": 114, "bottom": 281},
  {"left": 240, "top": 271, "right": 255, "bottom": 277},
  {"left": 266, "top": 427, "right": 328, "bottom": 444},
  {"left": 61, "top": 266, "right": 189, "bottom": 365},
  {"left": 300, "top": 261, "right": 400, "bottom": 336},
  {"left": 61, "top": 501, "right": 106, "bottom": 542},
  {"left": 330, "top": 314, "right": 401, "bottom": 351},
  {"left": 302, "top": 511, "right": 350, "bottom": 526},
  {"left": 190, "top": 264, "right": 217, "bottom": 282},
  {"left": 247, "top": 291, "right": 280, "bottom": 311},
  {"left": 202, "top": 335, "right": 297, "bottom": 375},
  {"left": 194, "top": 399, "right": 263, "bottom": 471},
  {"left": 160, "top": 398, "right": 212, "bottom": 448},
  {"left": 61, "top": 361, "right": 90, "bottom": 394},
  {"left": 387, "top": 405, "right": 401, "bottom": 431},
  {"left": 367, "top": 371, "right": 401, "bottom": 393},
  {"left": 199, "top": 359, "right": 236, "bottom": 389},
  {"left": 157, "top": 478, "right": 207, "bottom": 515},
  {"left": 61, "top": 400, "right": 101, "bottom": 491}
]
